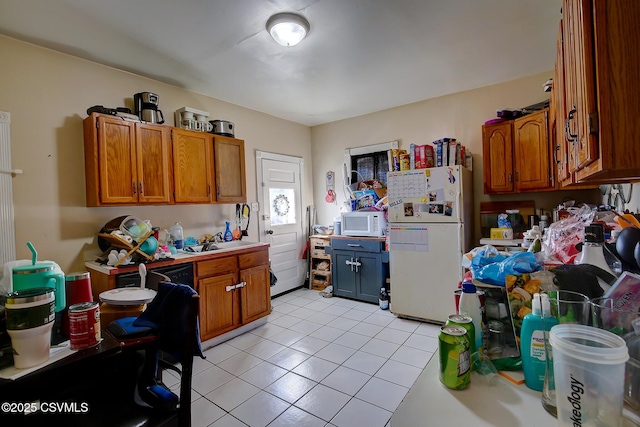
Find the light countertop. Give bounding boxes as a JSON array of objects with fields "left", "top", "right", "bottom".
[
  {"left": 85, "top": 241, "right": 268, "bottom": 275},
  {"left": 391, "top": 354, "right": 555, "bottom": 427}
]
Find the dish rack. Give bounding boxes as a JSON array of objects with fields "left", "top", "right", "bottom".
[{"left": 96, "top": 230, "right": 154, "bottom": 267}]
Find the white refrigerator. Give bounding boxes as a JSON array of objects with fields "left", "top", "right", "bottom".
[{"left": 387, "top": 166, "right": 473, "bottom": 323}]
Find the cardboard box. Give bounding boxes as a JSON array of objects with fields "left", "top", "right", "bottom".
[{"left": 490, "top": 228, "right": 514, "bottom": 239}]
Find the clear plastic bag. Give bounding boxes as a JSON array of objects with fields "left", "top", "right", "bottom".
[{"left": 542, "top": 206, "right": 594, "bottom": 264}]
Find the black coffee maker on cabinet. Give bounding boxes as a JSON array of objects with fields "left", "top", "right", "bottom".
[{"left": 134, "top": 92, "right": 165, "bottom": 124}]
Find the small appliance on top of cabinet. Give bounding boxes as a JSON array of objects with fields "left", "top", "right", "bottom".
[
  {"left": 340, "top": 211, "right": 386, "bottom": 237},
  {"left": 134, "top": 92, "right": 164, "bottom": 124},
  {"left": 387, "top": 165, "right": 473, "bottom": 323}
]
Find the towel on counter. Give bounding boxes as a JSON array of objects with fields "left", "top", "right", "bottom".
[{"left": 133, "top": 282, "right": 204, "bottom": 362}]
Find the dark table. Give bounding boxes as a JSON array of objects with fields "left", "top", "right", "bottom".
[{"left": 0, "top": 333, "right": 122, "bottom": 426}]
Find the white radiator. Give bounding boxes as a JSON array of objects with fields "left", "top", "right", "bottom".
[{"left": 0, "top": 111, "right": 17, "bottom": 266}]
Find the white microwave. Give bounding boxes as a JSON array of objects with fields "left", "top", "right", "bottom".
[{"left": 341, "top": 211, "right": 387, "bottom": 237}]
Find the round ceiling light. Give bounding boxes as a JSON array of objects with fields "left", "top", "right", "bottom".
[{"left": 266, "top": 13, "right": 310, "bottom": 47}]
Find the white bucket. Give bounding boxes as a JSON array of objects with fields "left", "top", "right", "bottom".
[{"left": 550, "top": 324, "right": 629, "bottom": 427}]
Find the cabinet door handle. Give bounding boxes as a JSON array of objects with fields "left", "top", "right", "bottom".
[
  {"left": 133, "top": 181, "right": 137, "bottom": 195},
  {"left": 515, "top": 171, "right": 519, "bottom": 182},
  {"left": 139, "top": 182, "right": 144, "bottom": 195},
  {"left": 508, "top": 173, "right": 512, "bottom": 183},
  {"left": 347, "top": 244, "right": 362, "bottom": 247},
  {"left": 345, "top": 258, "right": 354, "bottom": 272},
  {"left": 554, "top": 145, "right": 561, "bottom": 165},
  {"left": 217, "top": 185, "right": 220, "bottom": 198},
  {"left": 565, "top": 105, "right": 578, "bottom": 144}
]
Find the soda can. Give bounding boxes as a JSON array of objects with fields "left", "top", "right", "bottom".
[
  {"left": 446, "top": 314, "right": 476, "bottom": 356},
  {"left": 438, "top": 325, "right": 471, "bottom": 390}
]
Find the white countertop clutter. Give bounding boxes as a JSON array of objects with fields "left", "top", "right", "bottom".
[{"left": 391, "top": 354, "right": 555, "bottom": 427}]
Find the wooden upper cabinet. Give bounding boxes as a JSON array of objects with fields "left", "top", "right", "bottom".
[
  {"left": 482, "top": 121, "right": 513, "bottom": 194},
  {"left": 553, "top": 20, "right": 571, "bottom": 185},
  {"left": 513, "top": 109, "right": 551, "bottom": 191},
  {"left": 84, "top": 114, "right": 249, "bottom": 206},
  {"left": 561, "top": 0, "right": 640, "bottom": 183},
  {"left": 83, "top": 113, "right": 172, "bottom": 206},
  {"left": 136, "top": 123, "right": 172, "bottom": 203},
  {"left": 172, "top": 128, "right": 214, "bottom": 203},
  {"left": 482, "top": 109, "right": 553, "bottom": 195},
  {"left": 213, "top": 136, "right": 246, "bottom": 203}
]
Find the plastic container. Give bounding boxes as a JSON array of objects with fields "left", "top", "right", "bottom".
[
  {"left": 521, "top": 294, "right": 558, "bottom": 391},
  {"left": 550, "top": 324, "right": 629, "bottom": 427},
  {"left": 458, "top": 281, "right": 484, "bottom": 357},
  {"left": 379, "top": 287, "right": 389, "bottom": 310},
  {"left": 333, "top": 216, "right": 342, "bottom": 236},
  {"left": 575, "top": 224, "right": 621, "bottom": 277},
  {"left": 224, "top": 221, "right": 233, "bottom": 242},
  {"left": 120, "top": 216, "right": 150, "bottom": 240},
  {"left": 169, "top": 222, "right": 184, "bottom": 249}
]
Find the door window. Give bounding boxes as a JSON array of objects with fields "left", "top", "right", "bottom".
[{"left": 269, "top": 188, "right": 296, "bottom": 225}]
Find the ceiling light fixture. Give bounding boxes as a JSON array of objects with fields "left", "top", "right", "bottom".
[{"left": 266, "top": 13, "right": 310, "bottom": 47}]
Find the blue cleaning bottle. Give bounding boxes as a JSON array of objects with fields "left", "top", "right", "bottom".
[
  {"left": 521, "top": 293, "right": 558, "bottom": 391},
  {"left": 224, "top": 221, "right": 233, "bottom": 242}
]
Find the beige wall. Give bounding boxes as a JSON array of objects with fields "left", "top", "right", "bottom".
[
  {"left": 0, "top": 35, "right": 312, "bottom": 273},
  {"left": 311, "top": 73, "right": 600, "bottom": 242},
  {"left": 0, "top": 35, "right": 605, "bottom": 275}
]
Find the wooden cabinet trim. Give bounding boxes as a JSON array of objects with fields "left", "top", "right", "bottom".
[
  {"left": 196, "top": 256, "right": 238, "bottom": 277},
  {"left": 239, "top": 250, "right": 269, "bottom": 269}
]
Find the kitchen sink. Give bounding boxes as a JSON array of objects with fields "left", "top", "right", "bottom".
[
  {"left": 179, "top": 240, "right": 260, "bottom": 255},
  {"left": 213, "top": 240, "right": 255, "bottom": 249}
]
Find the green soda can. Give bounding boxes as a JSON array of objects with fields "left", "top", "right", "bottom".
[
  {"left": 438, "top": 325, "right": 471, "bottom": 390},
  {"left": 446, "top": 314, "right": 476, "bottom": 357}
]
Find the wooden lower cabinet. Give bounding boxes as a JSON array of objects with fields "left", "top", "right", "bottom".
[
  {"left": 240, "top": 264, "right": 271, "bottom": 324},
  {"left": 198, "top": 273, "right": 240, "bottom": 339},
  {"left": 196, "top": 248, "right": 271, "bottom": 341}
]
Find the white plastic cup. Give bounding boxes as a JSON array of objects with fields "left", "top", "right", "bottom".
[{"left": 550, "top": 324, "right": 629, "bottom": 427}]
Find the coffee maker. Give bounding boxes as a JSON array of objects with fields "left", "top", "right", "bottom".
[{"left": 134, "top": 92, "right": 165, "bottom": 124}]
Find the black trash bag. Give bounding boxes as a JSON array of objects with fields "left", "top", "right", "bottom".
[{"left": 270, "top": 268, "right": 278, "bottom": 287}]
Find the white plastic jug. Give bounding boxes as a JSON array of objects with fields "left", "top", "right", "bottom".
[{"left": 169, "top": 222, "right": 184, "bottom": 249}]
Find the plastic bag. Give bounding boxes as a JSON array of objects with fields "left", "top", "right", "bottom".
[
  {"left": 497, "top": 213, "right": 511, "bottom": 228},
  {"left": 471, "top": 251, "right": 543, "bottom": 286},
  {"left": 465, "top": 245, "right": 507, "bottom": 270},
  {"left": 542, "top": 206, "right": 594, "bottom": 264}
]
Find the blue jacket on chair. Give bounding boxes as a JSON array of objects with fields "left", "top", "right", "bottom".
[{"left": 133, "top": 282, "right": 204, "bottom": 362}]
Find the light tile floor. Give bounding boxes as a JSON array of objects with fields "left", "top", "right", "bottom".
[{"left": 170, "top": 288, "right": 441, "bottom": 427}]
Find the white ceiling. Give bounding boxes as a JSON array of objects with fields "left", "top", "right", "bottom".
[{"left": 0, "top": 0, "right": 560, "bottom": 126}]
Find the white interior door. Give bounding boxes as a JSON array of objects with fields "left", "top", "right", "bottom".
[{"left": 257, "top": 152, "right": 305, "bottom": 297}]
